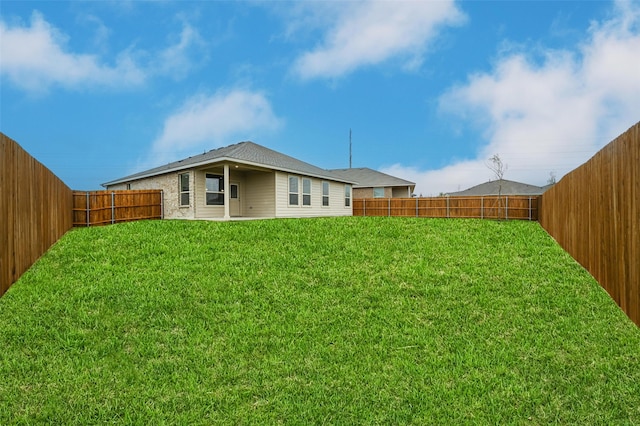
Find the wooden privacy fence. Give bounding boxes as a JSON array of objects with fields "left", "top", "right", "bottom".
[
  {"left": 353, "top": 196, "right": 539, "bottom": 220},
  {"left": 1, "top": 133, "right": 73, "bottom": 297},
  {"left": 73, "top": 190, "right": 163, "bottom": 227},
  {"left": 540, "top": 121, "right": 639, "bottom": 327}
]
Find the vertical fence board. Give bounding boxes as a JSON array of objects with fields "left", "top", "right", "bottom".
[
  {"left": 72, "top": 190, "right": 163, "bottom": 227},
  {"left": 352, "top": 195, "right": 539, "bottom": 221},
  {"left": 540, "top": 121, "right": 639, "bottom": 326},
  {"left": 1, "top": 133, "right": 73, "bottom": 297}
]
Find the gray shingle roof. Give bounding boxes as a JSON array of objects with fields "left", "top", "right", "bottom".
[
  {"left": 103, "top": 141, "right": 355, "bottom": 186},
  {"left": 445, "top": 179, "right": 546, "bottom": 196},
  {"left": 330, "top": 167, "right": 415, "bottom": 188}
]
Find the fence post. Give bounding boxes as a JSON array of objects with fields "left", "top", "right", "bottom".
[
  {"left": 87, "top": 191, "right": 91, "bottom": 228},
  {"left": 85, "top": 191, "right": 91, "bottom": 228},
  {"left": 446, "top": 196, "right": 450, "bottom": 218},
  {"left": 161, "top": 190, "right": 165, "bottom": 220},
  {"left": 528, "top": 197, "right": 532, "bottom": 221},
  {"left": 388, "top": 198, "right": 391, "bottom": 217},
  {"left": 505, "top": 196, "right": 508, "bottom": 220},
  {"left": 416, "top": 197, "right": 418, "bottom": 217},
  {"left": 111, "top": 192, "right": 115, "bottom": 224},
  {"left": 481, "top": 196, "right": 484, "bottom": 219}
]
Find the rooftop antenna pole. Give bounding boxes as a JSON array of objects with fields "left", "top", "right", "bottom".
[{"left": 349, "top": 128, "right": 352, "bottom": 168}]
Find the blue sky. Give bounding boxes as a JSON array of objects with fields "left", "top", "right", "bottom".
[{"left": 2, "top": 0, "right": 639, "bottom": 195}]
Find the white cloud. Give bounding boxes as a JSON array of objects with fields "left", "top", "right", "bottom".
[
  {"left": 0, "top": 11, "right": 206, "bottom": 93},
  {"left": 149, "top": 89, "right": 283, "bottom": 165},
  {"left": 291, "top": 0, "right": 465, "bottom": 80},
  {"left": 78, "top": 14, "right": 112, "bottom": 52},
  {"left": 0, "top": 11, "right": 145, "bottom": 93},
  {"left": 156, "top": 20, "right": 207, "bottom": 80},
  {"left": 386, "top": 0, "right": 640, "bottom": 196}
]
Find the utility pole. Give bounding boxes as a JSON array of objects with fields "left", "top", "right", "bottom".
[{"left": 349, "top": 129, "right": 352, "bottom": 168}]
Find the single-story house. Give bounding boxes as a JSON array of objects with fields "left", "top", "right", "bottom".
[
  {"left": 103, "top": 141, "right": 357, "bottom": 220},
  {"left": 330, "top": 167, "right": 416, "bottom": 199},
  {"left": 445, "top": 179, "right": 550, "bottom": 197}
]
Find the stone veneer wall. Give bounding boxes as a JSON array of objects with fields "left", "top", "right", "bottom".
[
  {"left": 353, "top": 187, "right": 393, "bottom": 199},
  {"left": 108, "top": 171, "right": 195, "bottom": 219},
  {"left": 353, "top": 188, "right": 372, "bottom": 199}
]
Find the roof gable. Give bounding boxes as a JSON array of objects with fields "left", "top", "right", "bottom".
[
  {"left": 103, "top": 141, "right": 354, "bottom": 186},
  {"left": 330, "top": 167, "right": 415, "bottom": 188}
]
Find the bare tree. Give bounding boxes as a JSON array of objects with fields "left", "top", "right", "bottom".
[
  {"left": 487, "top": 154, "right": 507, "bottom": 181},
  {"left": 487, "top": 154, "right": 508, "bottom": 219},
  {"left": 547, "top": 171, "right": 557, "bottom": 185}
]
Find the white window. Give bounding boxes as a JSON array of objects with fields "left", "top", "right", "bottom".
[
  {"left": 373, "top": 187, "right": 385, "bottom": 198},
  {"left": 302, "top": 178, "right": 311, "bottom": 206},
  {"left": 289, "top": 176, "right": 299, "bottom": 206},
  {"left": 345, "top": 185, "right": 351, "bottom": 207},
  {"left": 322, "top": 181, "right": 329, "bottom": 206},
  {"left": 206, "top": 174, "right": 224, "bottom": 205},
  {"left": 179, "top": 173, "right": 190, "bottom": 206}
]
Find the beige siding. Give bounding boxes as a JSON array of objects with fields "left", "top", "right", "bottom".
[
  {"left": 244, "top": 171, "right": 276, "bottom": 217},
  {"left": 274, "top": 172, "right": 352, "bottom": 217},
  {"left": 194, "top": 169, "right": 252, "bottom": 219},
  {"left": 107, "top": 171, "right": 194, "bottom": 219},
  {"left": 194, "top": 169, "right": 224, "bottom": 219},
  {"left": 392, "top": 186, "right": 412, "bottom": 197}
]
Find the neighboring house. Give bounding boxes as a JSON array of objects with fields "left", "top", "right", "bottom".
[
  {"left": 103, "top": 141, "right": 356, "bottom": 220},
  {"left": 330, "top": 167, "right": 416, "bottom": 199},
  {"left": 445, "top": 179, "right": 549, "bottom": 197}
]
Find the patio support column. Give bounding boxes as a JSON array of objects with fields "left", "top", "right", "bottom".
[{"left": 223, "top": 164, "right": 230, "bottom": 219}]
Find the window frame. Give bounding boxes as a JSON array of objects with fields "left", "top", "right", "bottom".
[
  {"left": 373, "top": 187, "right": 385, "bottom": 198},
  {"left": 322, "top": 181, "right": 330, "bottom": 207},
  {"left": 205, "top": 173, "right": 224, "bottom": 206},
  {"left": 230, "top": 183, "right": 239, "bottom": 199},
  {"left": 288, "top": 175, "right": 299, "bottom": 206},
  {"left": 302, "top": 178, "right": 312, "bottom": 207},
  {"left": 344, "top": 184, "right": 351, "bottom": 207},
  {"left": 179, "top": 173, "right": 190, "bottom": 207}
]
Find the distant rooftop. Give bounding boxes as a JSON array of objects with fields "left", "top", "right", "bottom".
[
  {"left": 330, "top": 167, "right": 415, "bottom": 189},
  {"left": 446, "top": 179, "right": 548, "bottom": 196}
]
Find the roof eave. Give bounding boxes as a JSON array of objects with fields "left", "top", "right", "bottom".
[
  {"left": 352, "top": 183, "right": 415, "bottom": 188},
  {"left": 103, "top": 156, "right": 356, "bottom": 187}
]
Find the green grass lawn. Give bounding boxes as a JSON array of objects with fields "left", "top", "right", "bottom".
[{"left": 1, "top": 217, "right": 639, "bottom": 424}]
